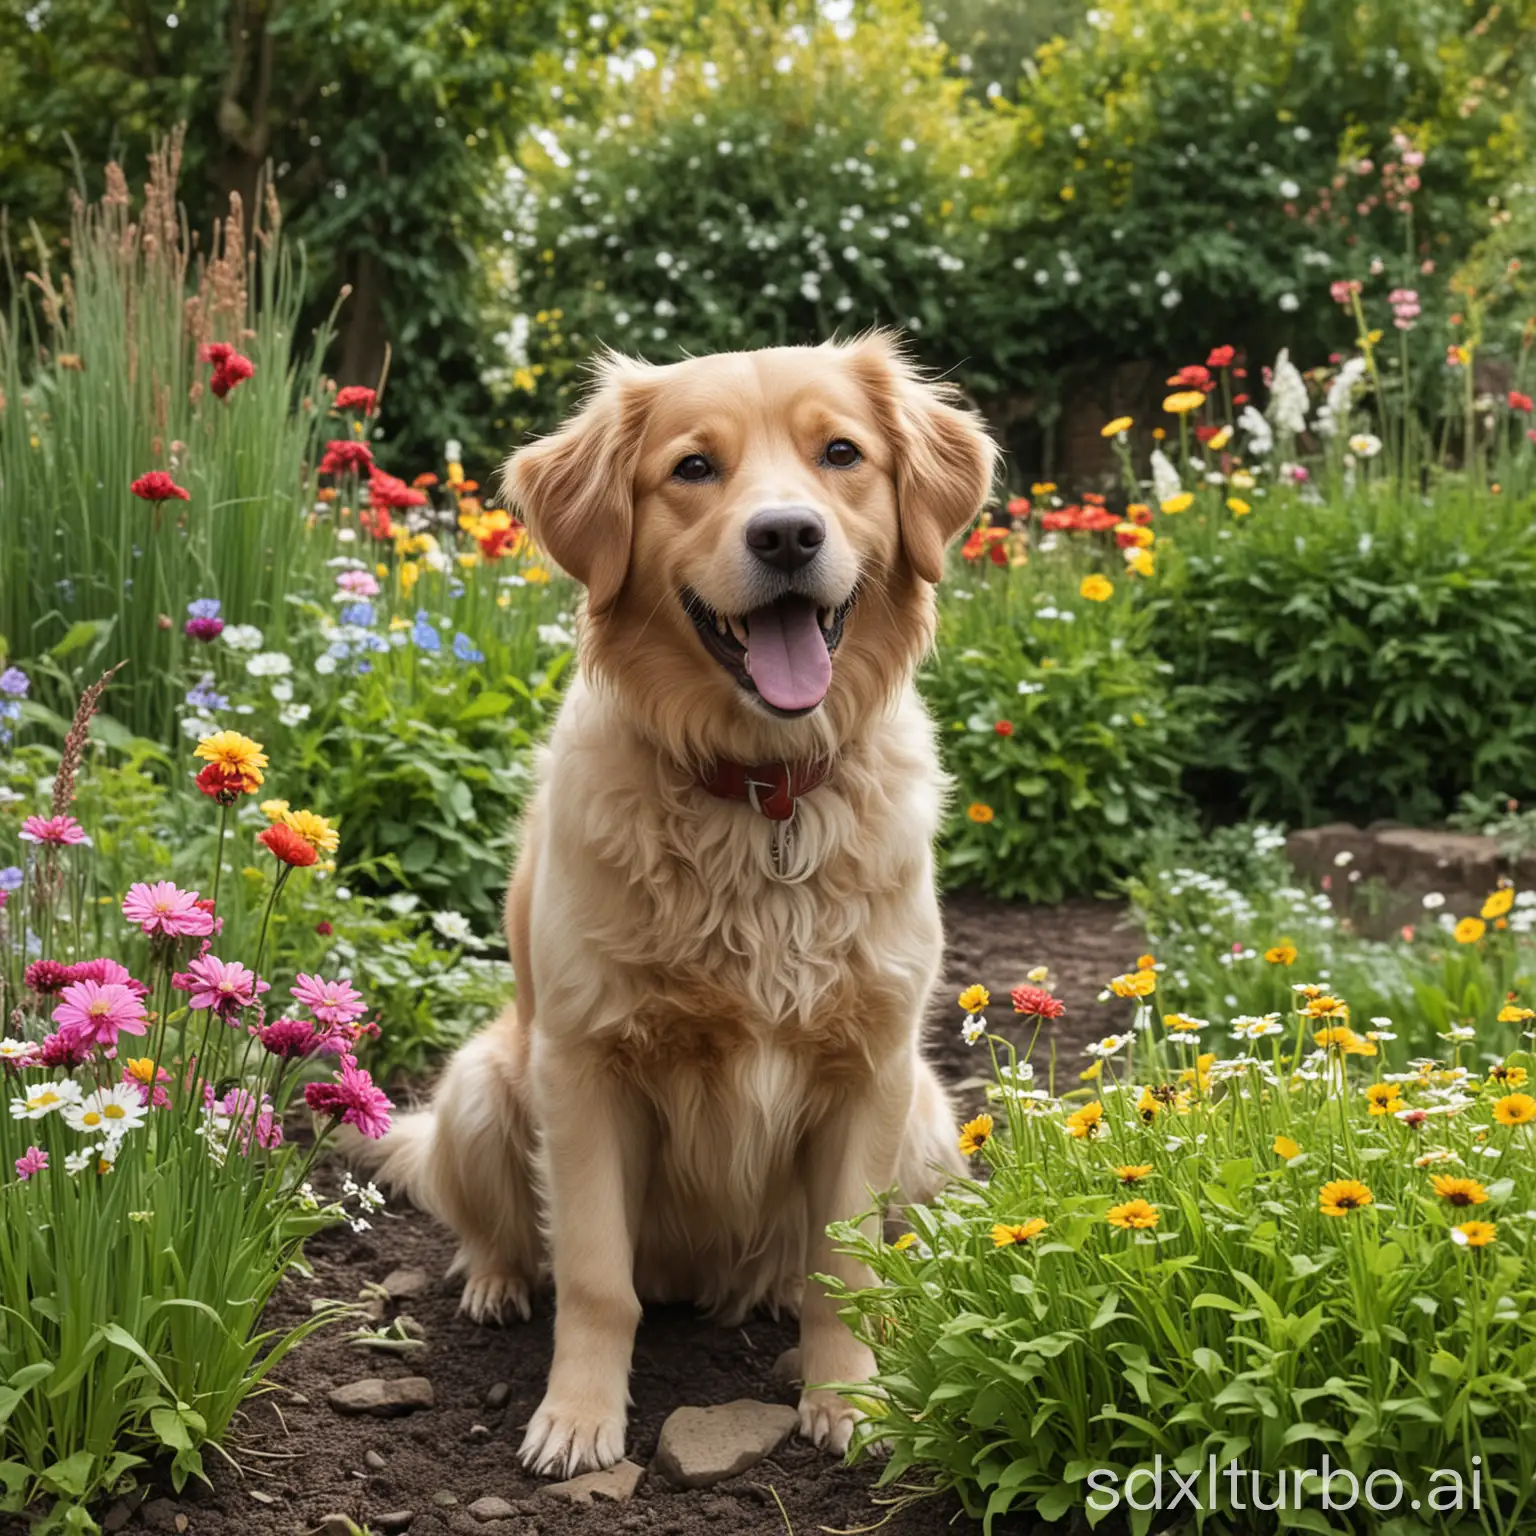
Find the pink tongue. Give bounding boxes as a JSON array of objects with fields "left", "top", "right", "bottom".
[{"left": 746, "top": 597, "right": 832, "bottom": 712}]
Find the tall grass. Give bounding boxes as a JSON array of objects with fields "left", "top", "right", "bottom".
[{"left": 0, "top": 131, "right": 334, "bottom": 743}]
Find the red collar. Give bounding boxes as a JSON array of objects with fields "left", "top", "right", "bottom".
[{"left": 697, "top": 758, "right": 831, "bottom": 821}]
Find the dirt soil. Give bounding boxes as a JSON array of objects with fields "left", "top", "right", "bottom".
[{"left": 51, "top": 897, "right": 1136, "bottom": 1536}]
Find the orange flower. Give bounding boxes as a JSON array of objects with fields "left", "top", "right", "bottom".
[{"left": 258, "top": 824, "right": 318, "bottom": 868}]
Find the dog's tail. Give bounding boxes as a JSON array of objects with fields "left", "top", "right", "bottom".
[{"left": 335, "top": 1108, "right": 447, "bottom": 1220}]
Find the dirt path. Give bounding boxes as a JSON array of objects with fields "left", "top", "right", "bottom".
[{"left": 93, "top": 897, "right": 1134, "bottom": 1536}]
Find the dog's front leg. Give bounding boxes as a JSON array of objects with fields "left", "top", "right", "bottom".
[
  {"left": 520, "top": 1052, "right": 648, "bottom": 1477},
  {"left": 797, "top": 1063, "right": 913, "bottom": 1454}
]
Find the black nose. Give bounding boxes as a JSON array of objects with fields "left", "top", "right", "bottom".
[{"left": 744, "top": 506, "right": 826, "bottom": 573}]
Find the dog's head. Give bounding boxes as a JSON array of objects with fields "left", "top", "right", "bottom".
[{"left": 503, "top": 333, "right": 997, "bottom": 762}]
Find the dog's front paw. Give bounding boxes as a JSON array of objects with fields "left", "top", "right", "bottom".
[
  {"left": 520, "top": 1394, "right": 627, "bottom": 1477},
  {"left": 797, "top": 1386, "right": 864, "bottom": 1456},
  {"left": 459, "top": 1269, "right": 532, "bottom": 1324}
]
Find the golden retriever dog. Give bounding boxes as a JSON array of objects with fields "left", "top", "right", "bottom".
[{"left": 360, "top": 331, "right": 997, "bottom": 1477}]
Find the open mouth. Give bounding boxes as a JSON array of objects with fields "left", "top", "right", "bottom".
[{"left": 681, "top": 588, "right": 855, "bottom": 717}]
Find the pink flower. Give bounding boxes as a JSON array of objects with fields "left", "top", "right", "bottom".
[
  {"left": 52, "top": 980, "right": 149, "bottom": 1049},
  {"left": 122, "top": 1058, "right": 172, "bottom": 1108},
  {"left": 185, "top": 616, "right": 224, "bottom": 642},
  {"left": 336, "top": 569, "right": 380, "bottom": 598},
  {"left": 178, "top": 955, "right": 269, "bottom": 1018},
  {"left": 19, "top": 815, "right": 88, "bottom": 846},
  {"left": 38, "top": 1030, "right": 93, "bottom": 1068},
  {"left": 25, "top": 960, "right": 75, "bottom": 995},
  {"left": 304, "top": 1057, "right": 393, "bottom": 1139},
  {"left": 292, "top": 973, "right": 367, "bottom": 1028},
  {"left": 15, "top": 1147, "right": 48, "bottom": 1181},
  {"left": 203, "top": 1086, "right": 283, "bottom": 1152},
  {"left": 123, "top": 881, "right": 217, "bottom": 938},
  {"left": 69, "top": 958, "right": 150, "bottom": 999},
  {"left": 255, "top": 1016, "right": 338, "bottom": 1060}
]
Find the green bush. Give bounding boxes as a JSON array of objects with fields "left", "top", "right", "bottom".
[
  {"left": 1151, "top": 487, "right": 1536, "bottom": 825},
  {"left": 832, "top": 983, "right": 1536, "bottom": 1533},
  {"left": 924, "top": 538, "right": 1189, "bottom": 901}
]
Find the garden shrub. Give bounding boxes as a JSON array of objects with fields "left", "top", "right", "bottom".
[
  {"left": 0, "top": 680, "right": 393, "bottom": 1527},
  {"left": 924, "top": 534, "right": 1190, "bottom": 901},
  {"left": 493, "top": 0, "right": 996, "bottom": 435},
  {"left": 1151, "top": 487, "right": 1536, "bottom": 826},
  {"left": 832, "top": 966, "right": 1536, "bottom": 1533}
]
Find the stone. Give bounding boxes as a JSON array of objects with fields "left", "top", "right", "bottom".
[
  {"left": 540, "top": 1460, "right": 644, "bottom": 1506},
  {"left": 101, "top": 1503, "right": 131, "bottom": 1533},
  {"left": 174, "top": 1520, "right": 188, "bottom": 1535},
  {"left": 375, "top": 1516, "right": 415, "bottom": 1534},
  {"left": 483, "top": 1381, "right": 511, "bottom": 1411},
  {"left": 467, "top": 1495, "right": 517, "bottom": 1522},
  {"left": 652, "top": 1401, "right": 799, "bottom": 1489},
  {"left": 139, "top": 1498, "right": 179, "bottom": 1533},
  {"left": 771, "top": 1347, "right": 801, "bottom": 1386},
  {"left": 382, "top": 1267, "right": 430, "bottom": 1300},
  {"left": 432, "top": 1490, "right": 461, "bottom": 1508},
  {"left": 248, "top": 1488, "right": 276, "bottom": 1505},
  {"left": 328, "top": 1377, "right": 436, "bottom": 1417},
  {"left": 469, "top": 1423, "right": 492, "bottom": 1440},
  {"left": 365, "top": 1449, "right": 388, "bottom": 1470}
]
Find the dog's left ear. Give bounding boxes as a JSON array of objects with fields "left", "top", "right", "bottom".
[
  {"left": 845, "top": 333, "right": 1000, "bottom": 584},
  {"left": 501, "top": 353, "right": 655, "bottom": 615}
]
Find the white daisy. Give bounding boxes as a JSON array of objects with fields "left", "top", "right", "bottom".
[
  {"left": 63, "top": 1083, "right": 148, "bottom": 1137},
  {"left": 12, "top": 1080, "right": 84, "bottom": 1120}
]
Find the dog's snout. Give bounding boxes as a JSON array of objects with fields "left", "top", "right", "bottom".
[{"left": 744, "top": 506, "right": 826, "bottom": 574}]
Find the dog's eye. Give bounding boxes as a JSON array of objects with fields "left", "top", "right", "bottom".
[
  {"left": 673, "top": 454, "right": 716, "bottom": 483},
  {"left": 823, "top": 438, "right": 861, "bottom": 469}
]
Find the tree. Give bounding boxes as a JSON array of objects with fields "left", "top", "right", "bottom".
[{"left": 0, "top": 1, "right": 564, "bottom": 468}]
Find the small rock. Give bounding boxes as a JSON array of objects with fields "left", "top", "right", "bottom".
[
  {"left": 469, "top": 1423, "right": 492, "bottom": 1441},
  {"left": 432, "top": 1490, "right": 461, "bottom": 1508},
  {"left": 365, "top": 1449, "right": 388, "bottom": 1470},
  {"left": 248, "top": 1488, "right": 276, "bottom": 1505},
  {"left": 375, "top": 1515, "right": 415, "bottom": 1534},
  {"left": 653, "top": 1400, "right": 798, "bottom": 1489},
  {"left": 174, "top": 1520, "right": 188, "bottom": 1535},
  {"left": 382, "top": 1266, "right": 430, "bottom": 1300},
  {"left": 396, "top": 1314, "right": 427, "bottom": 1339},
  {"left": 101, "top": 1502, "right": 131, "bottom": 1533},
  {"left": 139, "top": 1498, "right": 179, "bottom": 1533},
  {"left": 540, "top": 1460, "right": 644, "bottom": 1506},
  {"left": 467, "top": 1494, "right": 517, "bottom": 1522},
  {"left": 771, "top": 1347, "right": 801, "bottom": 1386},
  {"left": 483, "top": 1382, "right": 511, "bottom": 1411},
  {"left": 328, "top": 1377, "right": 436, "bottom": 1417},
  {"left": 289, "top": 1391, "right": 311, "bottom": 1406}
]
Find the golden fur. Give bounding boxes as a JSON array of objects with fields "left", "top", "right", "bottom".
[{"left": 357, "top": 333, "right": 998, "bottom": 1477}]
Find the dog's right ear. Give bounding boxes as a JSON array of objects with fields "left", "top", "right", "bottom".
[{"left": 502, "top": 355, "right": 653, "bottom": 615}]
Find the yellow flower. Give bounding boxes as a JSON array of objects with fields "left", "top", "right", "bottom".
[
  {"left": 281, "top": 808, "right": 340, "bottom": 855},
  {"left": 1128, "top": 549, "right": 1155, "bottom": 578},
  {"left": 1429, "top": 1175, "right": 1488, "bottom": 1207},
  {"left": 1273, "top": 1135, "right": 1301, "bottom": 1160},
  {"left": 957, "top": 985, "right": 990, "bottom": 1014},
  {"left": 1135, "top": 1087, "right": 1162, "bottom": 1123},
  {"left": 1206, "top": 425, "right": 1233, "bottom": 451},
  {"left": 1079, "top": 574, "right": 1113, "bottom": 603},
  {"left": 1226, "top": 497, "right": 1251, "bottom": 516},
  {"left": 1162, "top": 391, "right": 1205, "bottom": 416},
  {"left": 891, "top": 1231, "right": 918, "bottom": 1251},
  {"left": 399, "top": 559, "right": 421, "bottom": 594},
  {"left": 1497, "top": 1005, "right": 1535, "bottom": 1024},
  {"left": 1451, "top": 1220, "right": 1497, "bottom": 1247},
  {"left": 1079, "top": 1059, "right": 1104, "bottom": 1082},
  {"left": 1319, "top": 1179, "right": 1373, "bottom": 1217},
  {"left": 1059, "top": 185, "right": 1076, "bottom": 201},
  {"left": 1115, "top": 1164, "right": 1154, "bottom": 1185},
  {"left": 958, "top": 1114, "right": 994, "bottom": 1156},
  {"left": 1065, "top": 1100, "right": 1104, "bottom": 1139},
  {"left": 1365, "top": 1082, "right": 1403, "bottom": 1115},
  {"left": 1482, "top": 888, "right": 1514, "bottom": 920},
  {"left": 1265, "top": 942, "right": 1297, "bottom": 966},
  {"left": 1027, "top": 966, "right": 1050, "bottom": 983},
  {"left": 1306, "top": 995, "right": 1350, "bottom": 1020},
  {"left": 1101, "top": 416, "right": 1134, "bottom": 438},
  {"left": 1136, "top": 954, "right": 1157, "bottom": 971},
  {"left": 1160, "top": 492, "right": 1194, "bottom": 514},
  {"left": 259, "top": 798, "right": 291, "bottom": 824},
  {"left": 1031, "top": 481, "right": 1057, "bottom": 496},
  {"left": 1454, "top": 917, "right": 1487, "bottom": 945},
  {"left": 1116, "top": 522, "right": 1154, "bottom": 548},
  {"left": 447, "top": 460, "right": 465, "bottom": 487},
  {"left": 1180, "top": 1053, "right": 1216, "bottom": 1093},
  {"left": 1492, "top": 1093, "right": 1536, "bottom": 1126},
  {"left": 1230, "top": 469, "right": 1256, "bottom": 489},
  {"left": 1107, "top": 1198, "right": 1159, "bottom": 1230},
  {"left": 1489, "top": 1063, "right": 1528, "bottom": 1087},
  {"left": 967, "top": 803, "right": 994, "bottom": 824},
  {"left": 193, "top": 731, "right": 268, "bottom": 793},
  {"left": 524, "top": 565, "right": 552, "bottom": 584},
  {"left": 992, "top": 1218, "right": 1048, "bottom": 1246},
  {"left": 1108, "top": 970, "right": 1156, "bottom": 999}
]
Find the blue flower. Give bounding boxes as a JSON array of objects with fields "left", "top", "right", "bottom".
[
  {"left": 0, "top": 667, "right": 28, "bottom": 698},
  {"left": 185, "top": 682, "right": 229, "bottom": 712},
  {"left": 453, "top": 633, "right": 485, "bottom": 664},
  {"left": 448, "top": 579, "right": 467, "bottom": 600},
  {"left": 411, "top": 611, "right": 441, "bottom": 653},
  {"left": 339, "top": 600, "right": 375, "bottom": 628},
  {"left": 187, "top": 598, "right": 222, "bottom": 621},
  {"left": 0, "top": 866, "right": 22, "bottom": 892},
  {"left": 355, "top": 660, "right": 374, "bottom": 675},
  {"left": 0, "top": 700, "right": 20, "bottom": 723}
]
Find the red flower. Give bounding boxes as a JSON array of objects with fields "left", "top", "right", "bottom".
[
  {"left": 994, "top": 720, "right": 1014, "bottom": 737},
  {"left": 1193, "top": 423, "right": 1221, "bottom": 444},
  {"left": 210, "top": 353, "right": 254, "bottom": 398},
  {"left": 1165, "top": 364, "right": 1213, "bottom": 393},
  {"left": 961, "top": 526, "right": 1009, "bottom": 564},
  {"left": 1012, "top": 985, "right": 1066, "bottom": 1020},
  {"left": 185, "top": 617, "right": 224, "bottom": 642},
  {"left": 478, "top": 522, "right": 524, "bottom": 560},
  {"left": 1233, "top": 393, "right": 1250, "bottom": 407},
  {"left": 258, "top": 824, "right": 319, "bottom": 868},
  {"left": 318, "top": 440, "right": 375, "bottom": 476},
  {"left": 412, "top": 472, "right": 440, "bottom": 488},
  {"left": 359, "top": 505, "right": 395, "bottom": 541},
  {"left": 1206, "top": 345, "right": 1236, "bottom": 369},
  {"left": 335, "top": 385, "right": 378, "bottom": 414},
  {"left": 368, "top": 467, "right": 428, "bottom": 509},
  {"left": 1510, "top": 391, "right": 1534, "bottom": 414},
  {"left": 1005, "top": 495, "right": 1031, "bottom": 518},
  {"left": 131, "top": 471, "right": 190, "bottom": 503},
  {"left": 315, "top": 920, "right": 334, "bottom": 937},
  {"left": 195, "top": 762, "right": 250, "bottom": 805}
]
